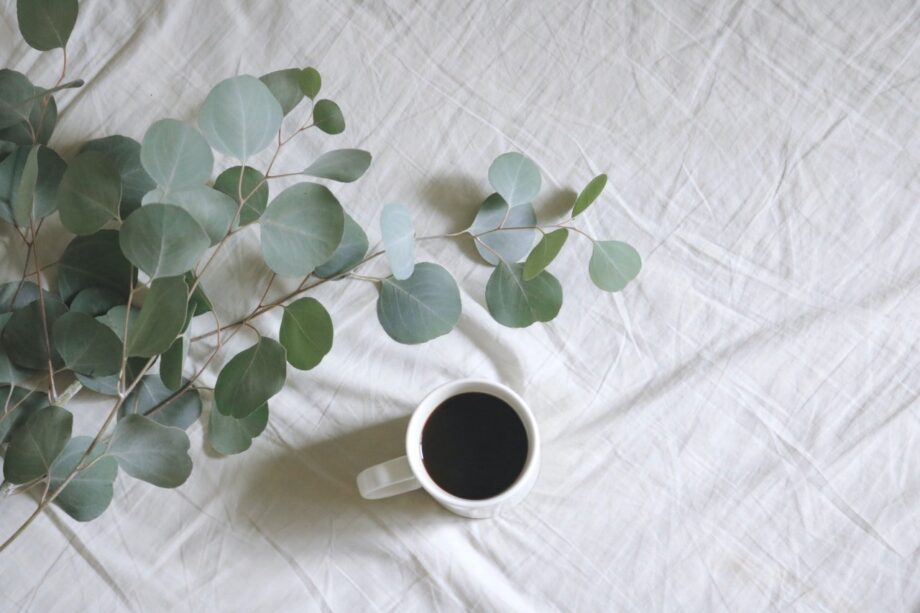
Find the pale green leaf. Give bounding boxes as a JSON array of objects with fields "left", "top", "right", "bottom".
[
  {"left": 314, "top": 213, "right": 368, "bottom": 278},
  {"left": 52, "top": 311, "right": 122, "bottom": 376},
  {"left": 470, "top": 193, "right": 536, "bottom": 266},
  {"left": 488, "top": 152, "right": 541, "bottom": 207},
  {"left": 49, "top": 436, "right": 118, "bottom": 521},
  {"left": 107, "top": 414, "right": 192, "bottom": 488},
  {"left": 11, "top": 145, "right": 38, "bottom": 226},
  {"left": 260, "top": 69, "right": 304, "bottom": 116},
  {"left": 143, "top": 186, "right": 236, "bottom": 245},
  {"left": 376, "top": 262, "right": 461, "bottom": 344},
  {"left": 380, "top": 202, "right": 414, "bottom": 280},
  {"left": 588, "top": 240, "right": 642, "bottom": 292},
  {"left": 81, "top": 135, "right": 155, "bottom": 217},
  {"left": 119, "top": 203, "right": 210, "bottom": 278},
  {"left": 198, "top": 75, "right": 282, "bottom": 161},
  {"left": 259, "top": 183, "right": 344, "bottom": 277},
  {"left": 140, "top": 119, "right": 213, "bottom": 192},
  {"left": 302, "top": 149, "right": 371, "bottom": 183},
  {"left": 126, "top": 275, "right": 188, "bottom": 357},
  {"left": 213, "top": 165, "right": 267, "bottom": 226},
  {"left": 208, "top": 403, "right": 268, "bottom": 455},
  {"left": 523, "top": 229, "right": 568, "bottom": 280},
  {"left": 120, "top": 376, "right": 201, "bottom": 430}
]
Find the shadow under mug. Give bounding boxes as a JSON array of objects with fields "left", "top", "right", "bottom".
[{"left": 356, "top": 379, "right": 541, "bottom": 518}]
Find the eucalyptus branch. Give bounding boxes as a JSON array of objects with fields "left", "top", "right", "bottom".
[{"left": 28, "top": 221, "right": 56, "bottom": 402}]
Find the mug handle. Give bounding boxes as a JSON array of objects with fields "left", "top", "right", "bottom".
[{"left": 356, "top": 456, "right": 422, "bottom": 499}]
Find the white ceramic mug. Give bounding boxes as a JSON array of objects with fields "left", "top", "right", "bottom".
[{"left": 356, "top": 379, "right": 540, "bottom": 518}]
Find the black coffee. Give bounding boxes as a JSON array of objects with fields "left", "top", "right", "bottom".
[{"left": 420, "top": 392, "right": 528, "bottom": 500}]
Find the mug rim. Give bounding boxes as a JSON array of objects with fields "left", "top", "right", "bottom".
[{"left": 405, "top": 378, "right": 540, "bottom": 509}]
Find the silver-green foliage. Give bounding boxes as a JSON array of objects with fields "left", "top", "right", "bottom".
[{"left": 0, "top": 0, "right": 641, "bottom": 539}]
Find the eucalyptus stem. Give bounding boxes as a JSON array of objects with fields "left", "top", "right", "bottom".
[{"left": 28, "top": 220, "right": 56, "bottom": 402}]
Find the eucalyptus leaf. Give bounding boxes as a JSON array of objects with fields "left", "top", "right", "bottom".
[
  {"left": 488, "top": 152, "right": 541, "bottom": 207},
  {"left": 280, "top": 298, "right": 333, "bottom": 370},
  {"left": 140, "top": 119, "right": 213, "bottom": 192},
  {"left": 571, "top": 174, "right": 607, "bottom": 217},
  {"left": 0, "top": 386, "right": 47, "bottom": 442},
  {"left": 119, "top": 203, "right": 210, "bottom": 278},
  {"left": 259, "top": 183, "right": 344, "bottom": 277},
  {"left": 0, "top": 70, "right": 36, "bottom": 130},
  {"left": 380, "top": 202, "right": 415, "bottom": 280},
  {"left": 214, "top": 165, "right": 267, "bottom": 226},
  {"left": 0, "top": 281, "right": 43, "bottom": 313},
  {"left": 314, "top": 213, "right": 368, "bottom": 278},
  {"left": 76, "top": 356, "right": 144, "bottom": 396},
  {"left": 49, "top": 436, "right": 118, "bottom": 521},
  {"left": 376, "top": 262, "right": 461, "bottom": 344},
  {"left": 313, "top": 99, "right": 344, "bottom": 134},
  {"left": 260, "top": 69, "right": 304, "bottom": 116},
  {"left": 3, "top": 405, "right": 72, "bottom": 484},
  {"left": 57, "top": 150, "right": 122, "bottom": 235},
  {"left": 144, "top": 186, "right": 236, "bottom": 245},
  {"left": 588, "top": 241, "right": 641, "bottom": 292},
  {"left": 214, "top": 337, "right": 286, "bottom": 418},
  {"left": 126, "top": 275, "right": 188, "bottom": 357},
  {"left": 107, "top": 414, "right": 192, "bottom": 488},
  {"left": 81, "top": 135, "right": 155, "bottom": 217},
  {"left": 0, "top": 345, "right": 29, "bottom": 385},
  {"left": 185, "top": 273, "right": 212, "bottom": 316},
  {"left": 471, "top": 193, "right": 536, "bottom": 265},
  {"left": 57, "top": 230, "right": 133, "bottom": 301},
  {"left": 69, "top": 287, "right": 124, "bottom": 316},
  {"left": 208, "top": 403, "right": 268, "bottom": 455},
  {"left": 95, "top": 304, "right": 138, "bottom": 343},
  {"left": 523, "top": 229, "right": 568, "bottom": 280},
  {"left": 0, "top": 145, "right": 66, "bottom": 224},
  {"left": 302, "top": 149, "right": 371, "bottom": 183},
  {"left": 159, "top": 324, "right": 189, "bottom": 391},
  {"left": 120, "top": 376, "right": 201, "bottom": 430},
  {"left": 485, "top": 262, "right": 562, "bottom": 328},
  {"left": 198, "top": 75, "right": 282, "bottom": 161},
  {"left": 11, "top": 145, "right": 39, "bottom": 226},
  {"left": 16, "top": 0, "right": 78, "bottom": 51},
  {"left": 299, "top": 67, "right": 321, "bottom": 99},
  {"left": 52, "top": 311, "right": 122, "bottom": 376},
  {"left": 0, "top": 96, "right": 56, "bottom": 146},
  {"left": 1, "top": 292, "right": 67, "bottom": 370}
]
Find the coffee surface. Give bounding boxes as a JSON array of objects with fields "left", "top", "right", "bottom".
[{"left": 420, "top": 392, "right": 528, "bottom": 500}]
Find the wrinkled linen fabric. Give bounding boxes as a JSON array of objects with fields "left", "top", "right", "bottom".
[{"left": 1, "top": 0, "right": 920, "bottom": 610}]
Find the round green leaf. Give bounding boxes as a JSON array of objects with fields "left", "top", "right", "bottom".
[
  {"left": 0, "top": 280, "right": 42, "bottom": 313},
  {"left": 214, "top": 337, "right": 286, "bottom": 418},
  {"left": 76, "top": 356, "right": 144, "bottom": 396},
  {"left": 376, "top": 262, "right": 461, "bottom": 344},
  {"left": 0, "top": 386, "right": 48, "bottom": 443},
  {"left": 471, "top": 193, "right": 536, "bottom": 265},
  {"left": 0, "top": 344, "right": 29, "bottom": 386},
  {"left": 3, "top": 405, "right": 72, "bottom": 484},
  {"left": 589, "top": 241, "right": 642, "bottom": 292},
  {"left": 485, "top": 262, "right": 562, "bottom": 328},
  {"left": 69, "top": 287, "right": 125, "bottom": 316},
  {"left": 0, "top": 94, "right": 56, "bottom": 146},
  {"left": 302, "top": 149, "right": 371, "bottom": 183},
  {"left": 523, "top": 229, "right": 568, "bottom": 280},
  {"left": 571, "top": 174, "right": 607, "bottom": 217},
  {"left": 280, "top": 297, "right": 333, "bottom": 370},
  {"left": 214, "top": 165, "right": 267, "bottom": 226},
  {"left": 0, "top": 70, "right": 36, "bottom": 130},
  {"left": 52, "top": 311, "right": 122, "bottom": 376},
  {"left": 312, "top": 99, "right": 344, "bottom": 134},
  {"left": 57, "top": 230, "right": 133, "bottom": 301},
  {"left": 95, "top": 304, "right": 138, "bottom": 343},
  {"left": 1, "top": 292, "right": 67, "bottom": 370},
  {"left": 259, "top": 183, "right": 344, "bottom": 277},
  {"left": 198, "top": 75, "right": 282, "bottom": 161},
  {"left": 107, "top": 414, "right": 192, "bottom": 488},
  {"left": 488, "top": 152, "right": 541, "bottom": 207},
  {"left": 380, "top": 202, "right": 415, "bottom": 280},
  {"left": 16, "top": 0, "right": 78, "bottom": 51},
  {"left": 208, "top": 403, "right": 268, "bottom": 455},
  {"left": 57, "top": 150, "right": 122, "bottom": 235},
  {"left": 81, "top": 135, "right": 155, "bottom": 217},
  {"left": 126, "top": 275, "right": 188, "bottom": 358},
  {"left": 314, "top": 213, "right": 368, "bottom": 278},
  {"left": 120, "top": 376, "right": 201, "bottom": 430},
  {"left": 299, "top": 67, "right": 321, "bottom": 99},
  {"left": 143, "top": 186, "right": 236, "bottom": 245},
  {"left": 140, "top": 119, "right": 213, "bottom": 192},
  {"left": 260, "top": 69, "right": 304, "bottom": 116},
  {"left": 119, "top": 203, "right": 210, "bottom": 278},
  {"left": 49, "top": 436, "right": 118, "bottom": 521}
]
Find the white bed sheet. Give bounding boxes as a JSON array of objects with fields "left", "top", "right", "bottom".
[{"left": 2, "top": 0, "right": 920, "bottom": 610}]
